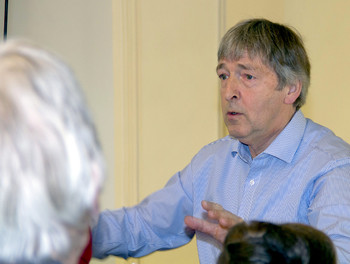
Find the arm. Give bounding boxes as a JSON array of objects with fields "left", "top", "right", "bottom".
[
  {"left": 184, "top": 200, "right": 243, "bottom": 244},
  {"left": 92, "top": 168, "right": 194, "bottom": 259},
  {"left": 308, "top": 164, "right": 350, "bottom": 263}
]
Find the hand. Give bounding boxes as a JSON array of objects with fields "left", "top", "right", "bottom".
[{"left": 184, "top": 200, "right": 244, "bottom": 244}]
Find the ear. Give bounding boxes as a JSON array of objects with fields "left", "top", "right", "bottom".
[{"left": 284, "top": 80, "right": 302, "bottom": 105}]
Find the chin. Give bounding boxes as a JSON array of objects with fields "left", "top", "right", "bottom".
[{"left": 228, "top": 130, "right": 244, "bottom": 139}]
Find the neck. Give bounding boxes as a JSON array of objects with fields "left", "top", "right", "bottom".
[{"left": 249, "top": 109, "right": 297, "bottom": 158}]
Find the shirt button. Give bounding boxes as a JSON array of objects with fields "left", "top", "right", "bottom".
[{"left": 249, "top": 179, "right": 255, "bottom": 186}]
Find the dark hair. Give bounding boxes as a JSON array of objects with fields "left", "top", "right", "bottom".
[
  {"left": 218, "top": 18, "right": 310, "bottom": 110},
  {"left": 217, "top": 221, "right": 337, "bottom": 264}
]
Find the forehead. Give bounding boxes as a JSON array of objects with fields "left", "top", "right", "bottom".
[{"left": 217, "top": 53, "right": 274, "bottom": 74}]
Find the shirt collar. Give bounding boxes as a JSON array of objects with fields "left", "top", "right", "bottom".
[
  {"left": 231, "top": 110, "right": 307, "bottom": 163},
  {"left": 231, "top": 140, "right": 251, "bottom": 163},
  {"left": 263, "top": 110, "right": 306, "bottom": 163}
]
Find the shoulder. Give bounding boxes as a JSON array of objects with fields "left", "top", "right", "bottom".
[
  {"left": 190, "top": 136, "right": 236, "bottom": 165},
  {"left": 198, "top": 135, "right": 235, "bottom": 154},
  {"left": 303, "top": 119, "right": 350, "bottom": 161}
]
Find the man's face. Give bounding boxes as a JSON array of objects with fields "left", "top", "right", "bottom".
[{"left": 217, "top": 53, "right": 295, "bottom": 157}]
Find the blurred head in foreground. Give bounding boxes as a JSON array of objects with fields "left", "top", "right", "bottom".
[
  {"left": 218, "top": 221, "right": 336, "bottom": 264},
  {"left": 0, "top": 40, "right": 105, "bottom": 264}
]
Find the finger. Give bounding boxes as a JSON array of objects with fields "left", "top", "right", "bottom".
[
  {"left": 205, "top": 203, "right": 233, "bottom": 221},
  {"left": 184, "top": 215, "right": 218, "bottom": 236},
  {"left": 207, "top": 208, "right": 227, "bottom": 219},
  {"left": 203, "top": 202, "right": 244, "bottom": 227},
  {"left": 184, "top": 215, "right": 228, "bottom": 243},
  {"left": 202, "top": 200, "right": 223, "bottom": 211},
  {"left": 219, "top": 215, "right": 244, "bottom": 228}
]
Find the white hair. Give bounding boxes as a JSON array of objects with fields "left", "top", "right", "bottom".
[{"left": 0, "top": 40, "right": 105, "bottom": 263}]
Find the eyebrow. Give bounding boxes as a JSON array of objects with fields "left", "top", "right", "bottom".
[
  {"left": 216, "top": 62, "right": 257, "bottom": 73},
  {"left": 216, "top": 63, "right": 226, "bottom": 72}
]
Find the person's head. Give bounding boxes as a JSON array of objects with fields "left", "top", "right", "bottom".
[
  {"left": 0, "top": 40, "right": 105, "bottom": 263},
  {"left": 218, "top": 221, "right": 337, "bottom": 264},
  {"left": 217, "top": 19, "right": 310, "bottom": 157},
  {"left": 218, "top": 18, "right": 310, "bottom": 110}
]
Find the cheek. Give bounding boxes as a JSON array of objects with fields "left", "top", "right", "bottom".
[
  {"left": 220, "top": 93, "right": 228, "bottom": 111},
  {"left": 220, "top": 88, "right": 226, "bottom": 102},
  {"left": 242, "top": 91, "right": 263, "bottom": 112},
  {"left": 243, "top": 93, "right": 272, "bottom": 123},
  {"left": 253, "top": 95, "right": 284, "bottom": 127}
]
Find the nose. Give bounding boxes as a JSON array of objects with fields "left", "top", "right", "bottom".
[{"left": 222, "top": 77, "right": 240, "bottom": 101}]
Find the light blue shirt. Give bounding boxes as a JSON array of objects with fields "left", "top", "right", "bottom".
[{"left": 92, "top": 111, "right": 350, "bottom": 263}]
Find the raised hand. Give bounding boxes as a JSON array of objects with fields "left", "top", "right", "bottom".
[{"left": 184, "top": 200, "right": 244, "bottom": 243}]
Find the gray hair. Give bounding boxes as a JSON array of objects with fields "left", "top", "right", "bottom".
[
  {"left": 218, "top": 18, "right": 311, "bottom": 110},
  {"left": 0, "top": 40, "right": 105, "bottom": 263}
]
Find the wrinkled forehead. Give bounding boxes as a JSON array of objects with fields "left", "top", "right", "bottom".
[
  {"left": 219, "top": 44, "right": 270, "bottom": 67},
  {"left": 217, "top": 49, "right": 273, "bottom": 74}
]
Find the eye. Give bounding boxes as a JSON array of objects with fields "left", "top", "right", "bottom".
[
  {"left": 244, "top": 74, "right": 254, "bottom": 80},
  {"left": 219, "top": 73, "right": 229, "bottom": 80}
]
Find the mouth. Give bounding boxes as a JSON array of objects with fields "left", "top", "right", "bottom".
[{"left": 226, "top": 111, "right": 242, "bottom": 121}]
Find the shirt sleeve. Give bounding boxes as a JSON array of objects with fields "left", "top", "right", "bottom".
[
  {"left": 91, "top": 165, "right": 195, "bottom": 259},
  {"left": 308, "top": 162, "right": 350, "bottom": 264}
]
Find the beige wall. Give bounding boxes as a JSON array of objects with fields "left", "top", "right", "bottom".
[
  {"left": 113, "top": 1, "right": 220, "bottom": 263},
  {"left": 6, "top": 1, "right": 350, "bottom": 264},
  {"left": 224, "top": 0, "right": 350, "bottom": 143},
  {"left": 285, "top": 0, "right": 350, "bottom": 143}
]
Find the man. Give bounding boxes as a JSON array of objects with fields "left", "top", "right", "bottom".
[
  {"left": 0, "top": 40, "right": 105, "bottom": 264},
  {"left": 92, "top": 18, "right": 350, "bottom": 263}
]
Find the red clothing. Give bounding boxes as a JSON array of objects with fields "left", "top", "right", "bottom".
[{"left": 79, "top": 230, "right": 92, "bottom": 264}]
